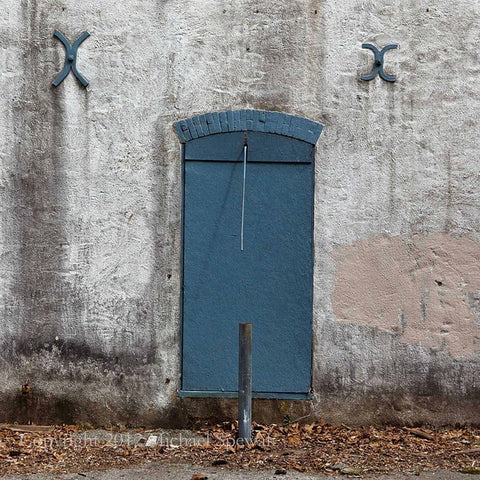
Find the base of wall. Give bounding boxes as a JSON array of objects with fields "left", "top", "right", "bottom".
[
  {"left": 2, "top": 391, "right": 479, "bottom": 428},
  {"left": 177, "top": 394, "right": 480, "bottom": 428}
]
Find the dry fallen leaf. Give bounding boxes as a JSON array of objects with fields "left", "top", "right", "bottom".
[
  {"left": 287, "top": 435, "right": 301, "bottom": 445},
  {"left": 0, "top": 422, "right": 478, "bottom": 477}
]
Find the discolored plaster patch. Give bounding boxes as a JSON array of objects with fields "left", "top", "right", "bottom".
[{"left": 332, "top": 234, "right": 480, "bottom": 357}]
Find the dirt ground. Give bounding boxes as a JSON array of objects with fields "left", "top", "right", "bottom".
[
  {"left": 3, "top": 464, "right": 480, "bottom": 480},
  {"left": 0, "top": 422, "right": 479, "bottom": 478}
]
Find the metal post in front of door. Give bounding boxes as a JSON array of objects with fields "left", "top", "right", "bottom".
[{"left": 238, "top": 322, "right": 252, "bottom": 444}]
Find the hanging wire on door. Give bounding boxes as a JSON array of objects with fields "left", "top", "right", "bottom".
[{"left": 241, "top": 133, "right": 248, "bottom": 251}]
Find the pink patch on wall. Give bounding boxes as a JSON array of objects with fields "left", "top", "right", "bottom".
[{"left": 332, "top": 234, "right": 480, "bottom": 357}]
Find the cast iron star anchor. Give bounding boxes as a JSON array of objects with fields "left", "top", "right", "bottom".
[
  {"left": 53, "top": 30, "right": 90, "bottom": 87},
  {"left": 361, "top": 43, "right": 398, "bottom": 82}
]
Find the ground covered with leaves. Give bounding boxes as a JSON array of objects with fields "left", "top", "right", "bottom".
[{"left": 0, "top": 421, "right": 479, "bottom": 477}]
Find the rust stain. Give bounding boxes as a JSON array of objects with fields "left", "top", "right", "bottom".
[{"left": 332, "top": 234, "right": 480, "bottom": 356}]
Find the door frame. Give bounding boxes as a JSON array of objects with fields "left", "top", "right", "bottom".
[{"left": 174, "top": 110, "right": 323, "bottom": 399}]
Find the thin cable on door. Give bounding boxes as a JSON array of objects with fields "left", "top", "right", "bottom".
[{"left": 241, "top": 137, "right": 247, "bottom": 251}]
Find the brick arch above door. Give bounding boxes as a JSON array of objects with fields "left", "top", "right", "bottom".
[{"left": 174, "top": 110, "right": 323, "bottom": 145}]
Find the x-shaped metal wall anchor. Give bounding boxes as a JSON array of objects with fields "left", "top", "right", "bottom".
[
  {"left": 53, "top": 30, "right": 90, "bottom": 87},
  {"left": 361, "top": 43, "right": 398, "bottom": 82}
]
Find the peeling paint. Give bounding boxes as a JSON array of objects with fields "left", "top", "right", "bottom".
[{"left": 333, "top": 234, "right": 480, "bottom": 356}]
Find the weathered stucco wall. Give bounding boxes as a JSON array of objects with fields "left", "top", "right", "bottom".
[{"left": 0, "top": 0, "right": 479, "bottom": 425}]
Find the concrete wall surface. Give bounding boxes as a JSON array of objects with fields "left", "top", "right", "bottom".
[{"left": 0, "top": 0, "right": 479, "bottom": 426}]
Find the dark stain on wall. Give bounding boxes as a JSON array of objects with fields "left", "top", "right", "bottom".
[
  {"left": 314, "top": 322, "right": 480, "bottom": 425},
  {"left": 10, "top": 0, "right": 67, "bottom": 357}
]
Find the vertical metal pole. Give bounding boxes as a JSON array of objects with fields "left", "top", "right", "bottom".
[{"left": 238, "top": 322, "right": 252, "bottom": 444}]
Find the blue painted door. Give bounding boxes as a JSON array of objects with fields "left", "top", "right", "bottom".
[{"left": 182, "top": 132, "right": 314, "bottom": 396}]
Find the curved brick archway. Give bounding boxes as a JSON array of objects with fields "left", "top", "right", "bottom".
[{"left": 174, "top": 110, "right": 323, "bottom": 145}]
